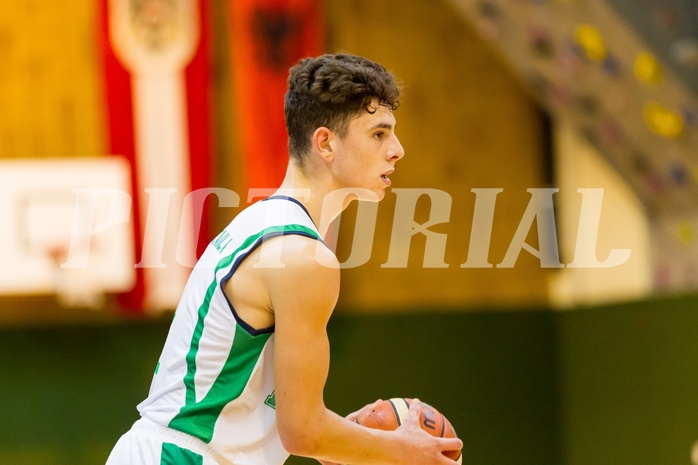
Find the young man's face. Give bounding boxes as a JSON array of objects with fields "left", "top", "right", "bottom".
[{"left": 330, "top": 99, "right": 405, "bottom": 201}]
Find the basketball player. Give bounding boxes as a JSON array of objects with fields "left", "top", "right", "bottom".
[{"left": 106, "top": 53, "right": 463, "bottom": 465}]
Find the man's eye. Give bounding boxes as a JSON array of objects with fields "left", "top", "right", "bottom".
[{"left": 374, "top": 131, "right": 384, "bottom": 140}]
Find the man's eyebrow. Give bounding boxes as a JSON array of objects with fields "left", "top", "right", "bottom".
[{"left": 368, "top": 122, "right": 395, "bottom": 131}]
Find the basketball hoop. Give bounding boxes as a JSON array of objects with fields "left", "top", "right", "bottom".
[{"left": 47, "top": 243, "right": 105, "bottom": 310}]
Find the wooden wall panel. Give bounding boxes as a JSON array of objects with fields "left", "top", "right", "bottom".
[
  {"left": 0, "top": 1, "right": 106, "bottom": 159},
  {"left": 327, "top": 0, "right": 552, "bottom": 311}
]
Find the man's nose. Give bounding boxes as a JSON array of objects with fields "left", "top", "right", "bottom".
[{"left": 389, "top": 135, "right": 405, "bottom": 160}]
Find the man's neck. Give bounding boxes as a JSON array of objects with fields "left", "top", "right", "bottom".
[{"left": 274, "top": 163, "right": 349, "bottom": 238}]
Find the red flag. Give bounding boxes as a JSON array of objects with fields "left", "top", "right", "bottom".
[
  {"left": 97, "top": 0, "right": 142, "bottom": 313},
  {"left": 98, "top": 0, "right": 213, "bottom": 313},
  {"left": 230, "top": 0, "right": 325, "bottom": 195}
]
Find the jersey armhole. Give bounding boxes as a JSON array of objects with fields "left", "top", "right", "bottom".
[{"left": 219, "top": 230, "right": 327, "bottom": 336}]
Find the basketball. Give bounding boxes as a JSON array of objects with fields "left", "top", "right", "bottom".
[{"left": 355, "top": 398, "right": 462, "bottom": 464}]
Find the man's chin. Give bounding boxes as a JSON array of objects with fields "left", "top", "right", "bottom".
[
  {"left": 359, "top": 190, "right": 384, "bottom": 202},
  {"left": 344, "top": 187, "right": 384, "bottom": 203}
]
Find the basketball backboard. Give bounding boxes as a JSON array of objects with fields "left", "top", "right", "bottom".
[{"left": 0, "top": 157, "right": 135, "bottom": 308}]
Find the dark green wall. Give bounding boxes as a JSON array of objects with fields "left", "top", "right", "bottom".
[
  {"left": 2, "top": 297, "right": 698, "bottom": 465},
  {"left": 314, "top": 311, "right": 561, "bottom": 465},
  {"left": 0, "top": 310, "right": 559, "bottom": 465},
  {"left": 557, "top": 296, "right": 698, "bottom": 465},
  {"left": 0, "top": 322, "right": 165, "bottom": 464}
]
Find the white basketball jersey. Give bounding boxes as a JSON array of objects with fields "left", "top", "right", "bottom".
[{"left": 137, "top": 196, "right": 326, "bottom": 465}]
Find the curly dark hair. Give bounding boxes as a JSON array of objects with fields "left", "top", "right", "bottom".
[{"left": 284, "top": 53, "right": 402, "bottom": 164}]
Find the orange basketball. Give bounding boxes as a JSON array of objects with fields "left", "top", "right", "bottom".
[{"left": 355, "top": 398, "right": 462, "bottom": 464}]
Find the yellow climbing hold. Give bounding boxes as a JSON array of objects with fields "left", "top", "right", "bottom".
[
  {"left": 634, "top": 51, "right": 662, "bottom": 84},
  {"left": 643, "top": 101, "right": 685, "bottom": 138},
  {"left": 678, "top": 220, "right": 694, "bottom": 246},
  {"left": 574, "top": 25, "right": 607, "bottom": 61}
]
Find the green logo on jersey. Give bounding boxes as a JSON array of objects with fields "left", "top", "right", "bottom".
[{"left": 264, "top": 390, "right": 276, "bottom": 410}]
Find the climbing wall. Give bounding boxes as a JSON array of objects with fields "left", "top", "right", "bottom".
[{"left": 450, "top": 0, "right": 698, "bottom": 293}]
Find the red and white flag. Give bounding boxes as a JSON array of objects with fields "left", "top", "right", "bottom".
[{"left": 98, "top": 0, "right": 212, "bottom": 313}]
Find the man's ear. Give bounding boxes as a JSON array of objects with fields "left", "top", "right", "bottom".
[{"left": 312, "top": 127, "right": 334, "bottom": 162}]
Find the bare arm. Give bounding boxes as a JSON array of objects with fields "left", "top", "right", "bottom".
[{"left": 265, "top": 236, "right": 461, "bottom": 465}]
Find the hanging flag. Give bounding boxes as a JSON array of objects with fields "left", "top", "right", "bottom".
[
  {"left": 98, "top": 0, "right": 213, "bottom": 313},
  {"left": 229, "top": 0, "right": 324, "bottom": 197}
]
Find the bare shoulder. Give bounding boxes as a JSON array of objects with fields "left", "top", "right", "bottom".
[
  {"left": 261, "top": 234, "right": 339, "bottom": 283},
  {"left": 261, "top": 235, "right": 340, "bottom": 320}
]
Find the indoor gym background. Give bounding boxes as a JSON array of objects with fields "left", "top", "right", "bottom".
[{"left": 1, "top": 1, "right": 698, "bottom": 465}]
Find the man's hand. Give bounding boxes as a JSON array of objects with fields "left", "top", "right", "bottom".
[
  {"left": 317, "top": 398, "right": 462, "bottom": 465},
  {"left": 394, "top": 399, "right": 463, "bottom": 464}
]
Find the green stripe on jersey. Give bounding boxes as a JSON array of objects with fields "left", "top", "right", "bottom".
[
  {"left": 168, "top": 224, "right": 321, "bottom": 442},
  {"left": 160, "top": 442, "right": 203, "bottom": 465},
  {"left": 169, "top": 323, "right": 272, "bottom": 441}
]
